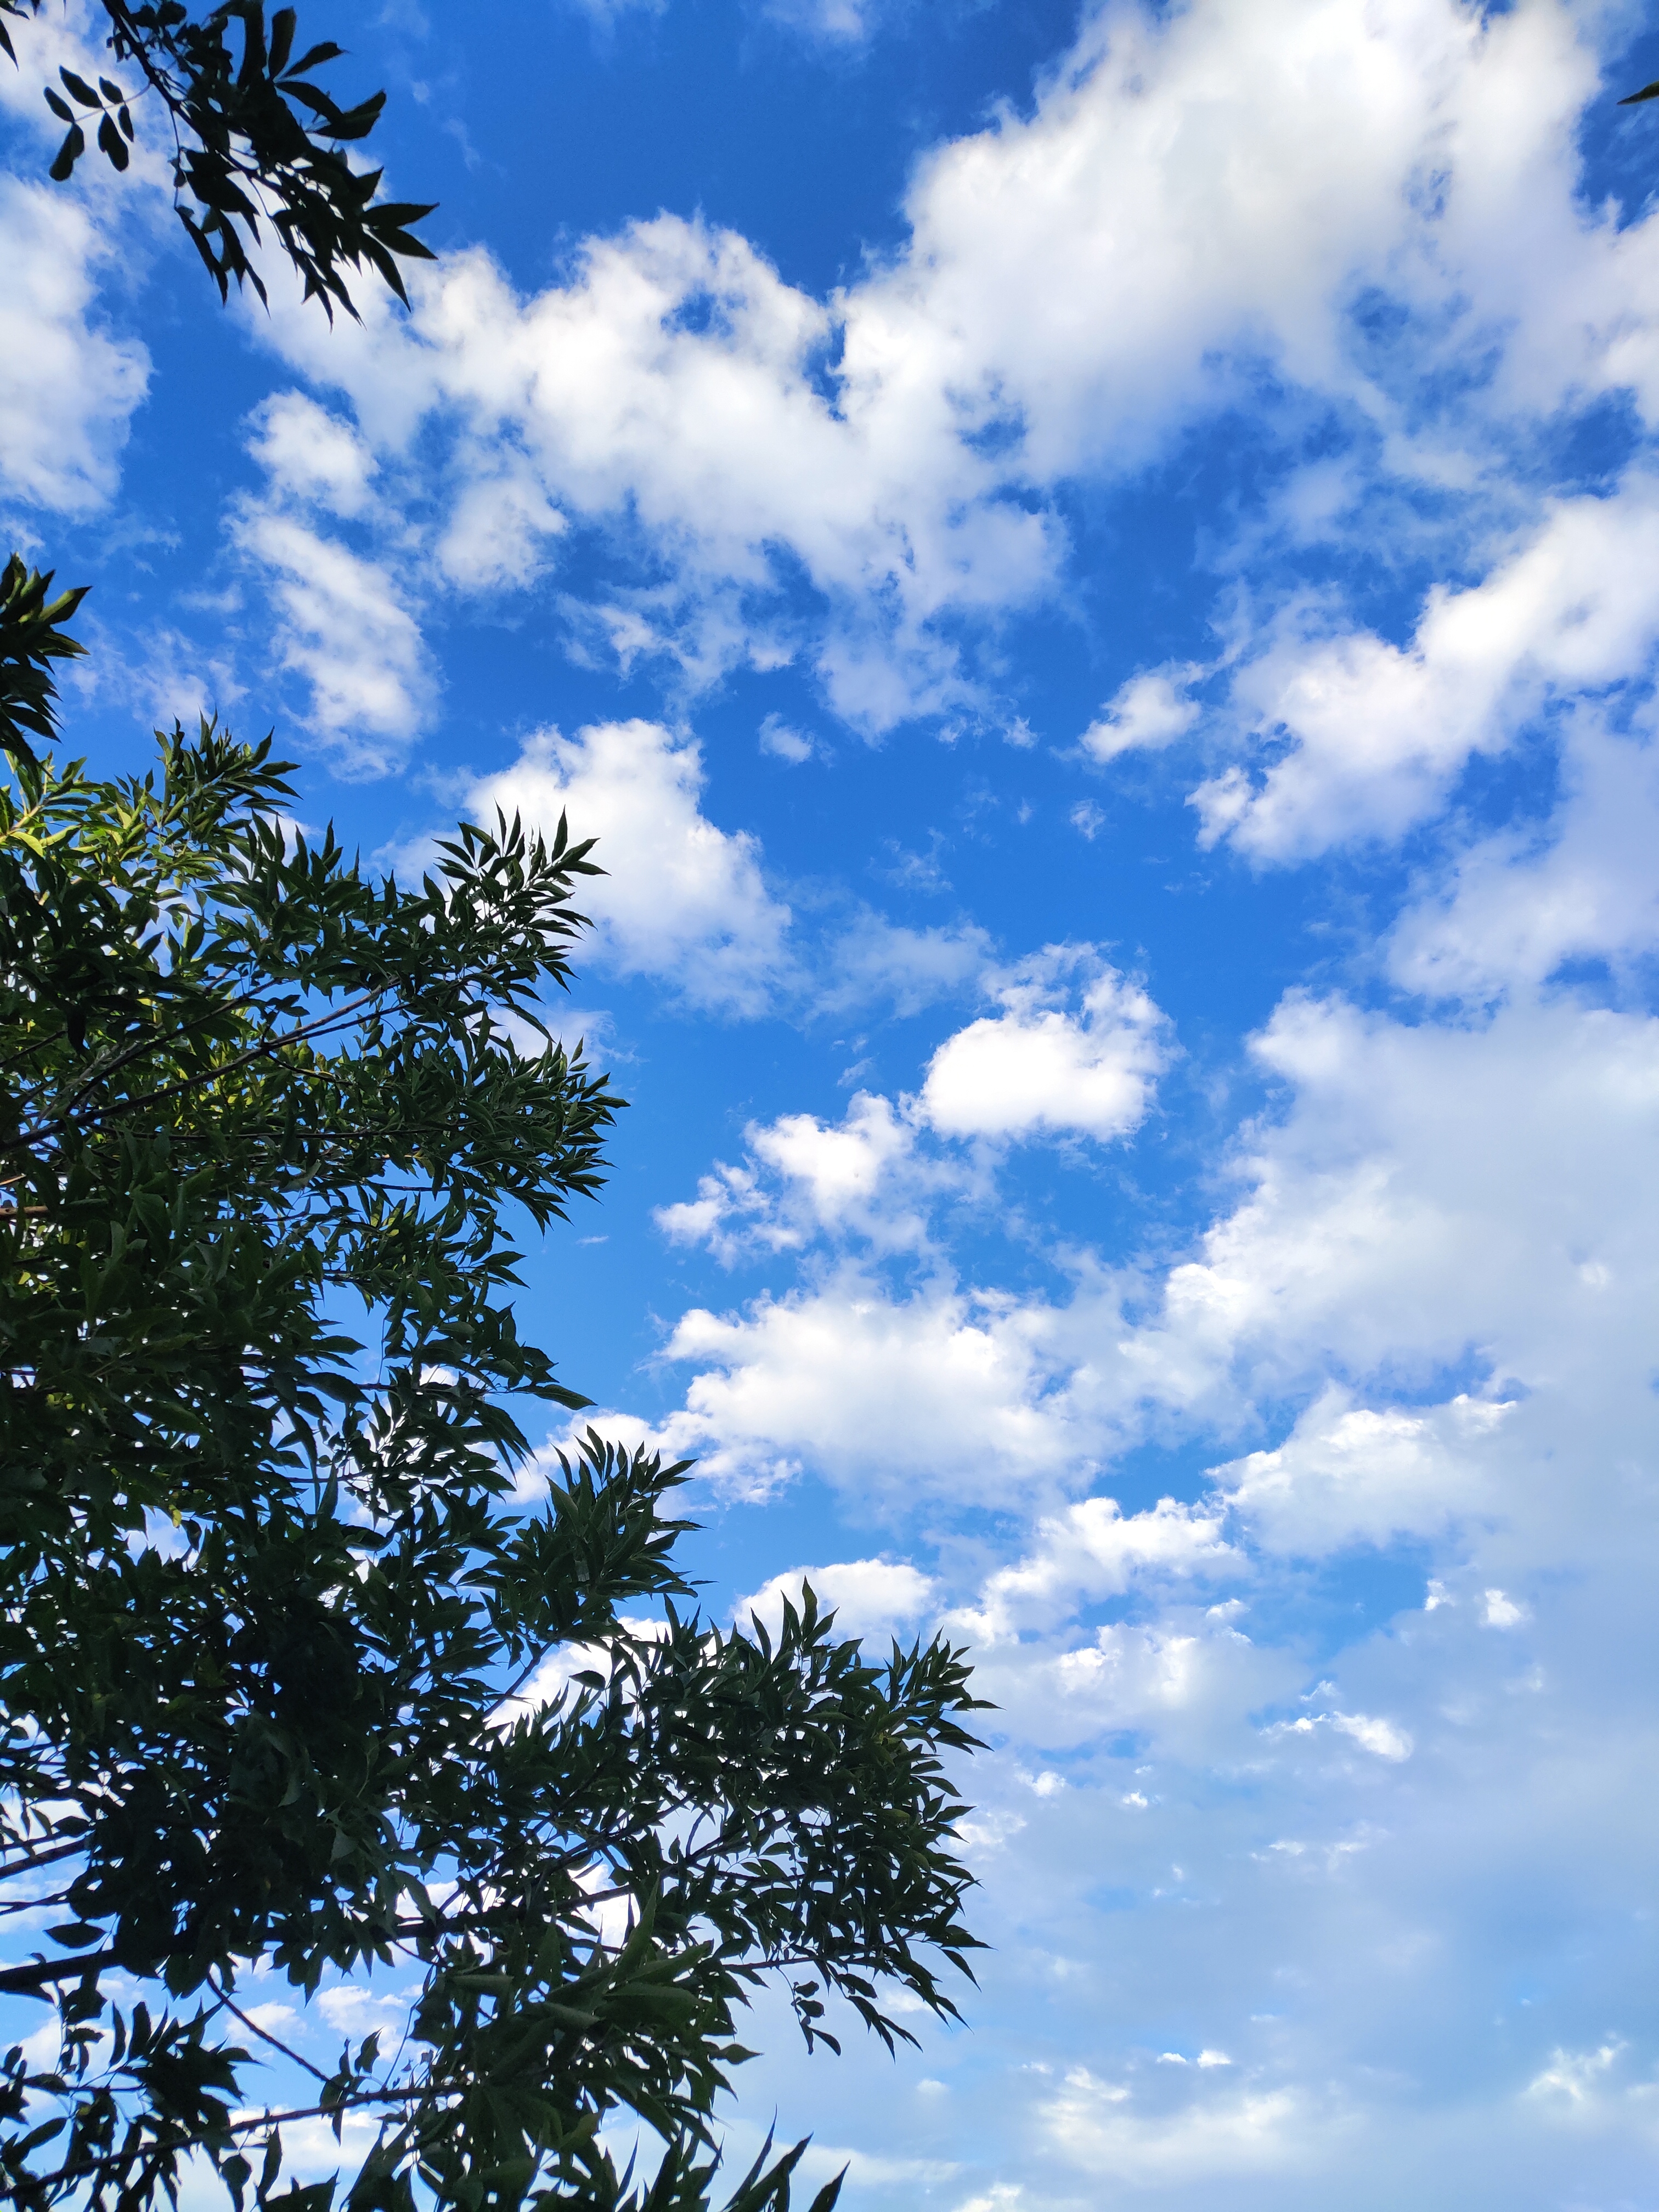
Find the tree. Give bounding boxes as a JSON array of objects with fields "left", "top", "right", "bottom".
[
  {"left": 0, "top": 0, "right": 432, "bottom": 318},
  {"left": 0, "top": 554, "right": 987, "bottom": 2212}
]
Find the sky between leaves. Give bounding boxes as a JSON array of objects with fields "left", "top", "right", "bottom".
[{"left": 7, "top": 0, "right": 1659, "bottom": 2202}]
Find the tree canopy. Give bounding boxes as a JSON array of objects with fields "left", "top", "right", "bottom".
[
  {"left": 0, "top": 555, "right": 986, "bottom": 2212},
  {"left": 0, "top": 0, "right": 432, "bottom": 317}
]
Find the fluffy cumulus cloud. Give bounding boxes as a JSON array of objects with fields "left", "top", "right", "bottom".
[
  {"left": 1389, "top": 714, "right": 1659, "bottom": 999},
  {"left": 0, "top": 1, "right": 171, "bottom": 520},
  {"left": 229, "top": 505, "right": 436, "bottom": 778},
  {"left": 1214, "top": 1385, "right": 1511, "bottom": 1554},
  {"left": 228, "top": 394, "right": 436, "bottom": 773},
  {"left": 251, "top": 210, "right": 1060, "bottom": 726},
  {"left": 959, "top": 1494, "right": 1238, "bottom": 1641},
  {"left": 650, "top": 975, "right": 1659, "bottom": 1522},
  {"left": 735, "top": 1556, "right": 939, "bottom": 1641},
  {"left": 464, "top": 721, "right": 794, "bottom": 1014},
  {"left": 0, "top": 178, "right": 150, "bottom": 517},
  {"left": 633, "top": 951, "right": 1659, "bottom": 2199},
  {"left": 1080, "top": 664, "right": 1204, "bottom": 764},
  {"left": 1195, "top": 475, "right": 1659, "bottom": 860},
  {"left": 233, "top": 0, "right": 1659, "bottom": 742},
  {"left": 918, "top": 950, "right": 1168, "bottom": 1142},
  {"left": 657, "top": 946, "right": 1167, "bottom": 1270},
  {"left": 247, "top": 393, "right": 378, "bottom": 521},
  {"left": 654, "top": 1269, "right": 1094, "bottom": 1502},
  {"left": 1041, "top": 2071, "right": 1310, "bottom": 2190},
  {"left": 657, "top": 1090, "right": 946, "bottom": 1262}
]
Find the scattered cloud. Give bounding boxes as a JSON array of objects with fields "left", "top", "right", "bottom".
[
  {"left": 1194, "top": 478, "right": 1659, "bottom": 862},
  {"left": 247, "top": 393, "right": 377, "bottom": 520},
  {"left": 235, "top": 0, "right": 1659, "bottom": 745},
  {"left": 1081, "top": 664, "right": 1203, "bottom": 764},
  {"left": 918, "top": 950, "right": 1168, "bottom": 1143},
  {"left": 1216, "top": 1387, "right": 1511, "bottom": 1556},
  {"left": 464, "top": 720, "right": 794, "bottom": 1014},
  {"left": 758, "top": 712, "right": 814, "bottom": 762},
  {"left": 229, "top": 505, "right": 436, "bottom": 776},
  {"left": 0, "top": 178, "right": 150, "bottom": 517},
  {"left": 735, "top": 1556, "right": 939, "bottom": 1641}
]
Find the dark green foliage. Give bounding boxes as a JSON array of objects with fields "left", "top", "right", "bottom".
[
  {"left": 0, "top": 563, "right": 986, "bottom": 2212},
  {"left": 1, "top": 1, "right": 433, "bottom": 318},
  {"left": 0, "top": 558, "right": 88, "bottom": 772}
]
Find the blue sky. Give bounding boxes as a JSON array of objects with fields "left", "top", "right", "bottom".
[{"left": 9, "top": 0, "right": 1659, "bottom": 2202}]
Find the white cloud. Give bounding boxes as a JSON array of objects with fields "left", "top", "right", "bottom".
[
  {"left": 242, "top": 0, "right": 1659, "bottom": 735},
  {"left": 657, "top": 1267, "right": 1096, "bottom": 1503},
  {"left": 647, "top": 978, "right": 1659, "bottom": 1538},
  {"left": 760, "top": 0, "right": 879, "bottom": 43},
  {"left": 0, "top": 1, "right": 185, "bottom": 520},
  {"left": 758, "top": 712, "right": 814, "bottom": 763},
  {"left": 84, "top": 619, "right": 244, "bottom": 736},
  {"left": 617, "top": 947, "right": 1659, "bottom": 2211},
  {"left": 1216, "top": 1386, "right": 1511, "bottom": 1556},
  {"left": 1525, "top": 2039, "right": 1626, "bottom": 2106},
  {"left": 437, "top": 461, "right": 567, "bottom": 591},
  {"left": 230, "top": 506, "right": 436, "bottom": 777},
  {"left": 735, "top": 1556, "right": 939, "bottom": 1642},
  {"left": 1275, "top": 1708, "right": 1414, "bottom": 1762},
  {"left": 1043, "top": 2069, "right": 1311, "bottom": 2183},
  {"left": 962, "top": 1496, "right": 1237, "bottom": 1641},
  {"left": 1482, "top": 1588, "right": 1528, "bottom": 1629},
  {"left": 1081, "top": 664, "right": 1203, "bottom": 764},
  {"left": 1390, "top": 718, "right": 1659, "bottom": 1000},
  {"left": 630, "top": 980, "right": 1659, "bottom": 1726},
  {"left": 816, "top": 912, "right": 994, "bottom": 1017},
  {"left": 750, "top": 1092, "right": 919, "bottom": 1221},
  {"left": 315, "top": 1985, "right": 416, "bottom": 2037},
  {"left": 252, "top": 213, "right": 1047, "bottom": 727},
  {"left": 656, "top": 948, "right": 1170, "bottom": 1265},
  {"left": 464, "top": 721, "right": 794, "bottom": 1014},
  {"left": 1193, "top": 476, "right": 1659, "bottom": 861},
  {"left": 562, "top": 0, "right": 667, "bottom": 25},
  {"left": 1025, "top": 1615, "right": 1293, "bottom": 1760},
  {"left": 0, "top": 178, "right": 150, "bottom": 516},
  {"left": 919, "top": 950, "right": 1169, "bottom": 1143},
  {"left": 247, "top": 393, "right": 377, "bottom": 519},
  {"left": 657, "top": 1090, "right": 945, "bottom": 1261},
  {"left": 1120, "top": 990, "right": 1659, "bottom": 1440}
]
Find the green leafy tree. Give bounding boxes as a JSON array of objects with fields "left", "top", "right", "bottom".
[
  {"left": 0, "top": 555, "right": 987, "bottom": 2211},
  {"left": 0, "top": 0, "right": 432, "bottom": 317}
]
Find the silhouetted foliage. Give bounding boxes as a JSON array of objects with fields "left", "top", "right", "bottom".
[
  {"left": 0, "top": 563, "right": 987, "bottom": 2211},
  {"left": 1, "top": 0, "right": 433, "bottom": 317}
]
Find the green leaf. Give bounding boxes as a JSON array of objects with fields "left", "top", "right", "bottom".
[
  {"left": 0, "top": 584, "right": 984, "bottom": 2212},
  {"left": 48, "top": 120, "right": 84, "bottom": 180},
  {"left": 46, "top": 1921, "right": 104, "bottom": 1947},
  {"left": 98, "top": 111, "right": 130, "bottom": 171}
]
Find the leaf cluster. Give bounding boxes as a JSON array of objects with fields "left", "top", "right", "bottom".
[
  {"left": 0, "top": 565, "right": 987, "bottom": 2212},
  {"left": 1, "top": 0, "right": 433, "bottom": 318}
]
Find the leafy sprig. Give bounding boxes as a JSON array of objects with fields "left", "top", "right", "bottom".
[
  {"left": 1, "top": 1, "right": 433, "bottom": 318},
  {"left": 0, "top": 570, "right": 987, "bottom": 2212}
]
